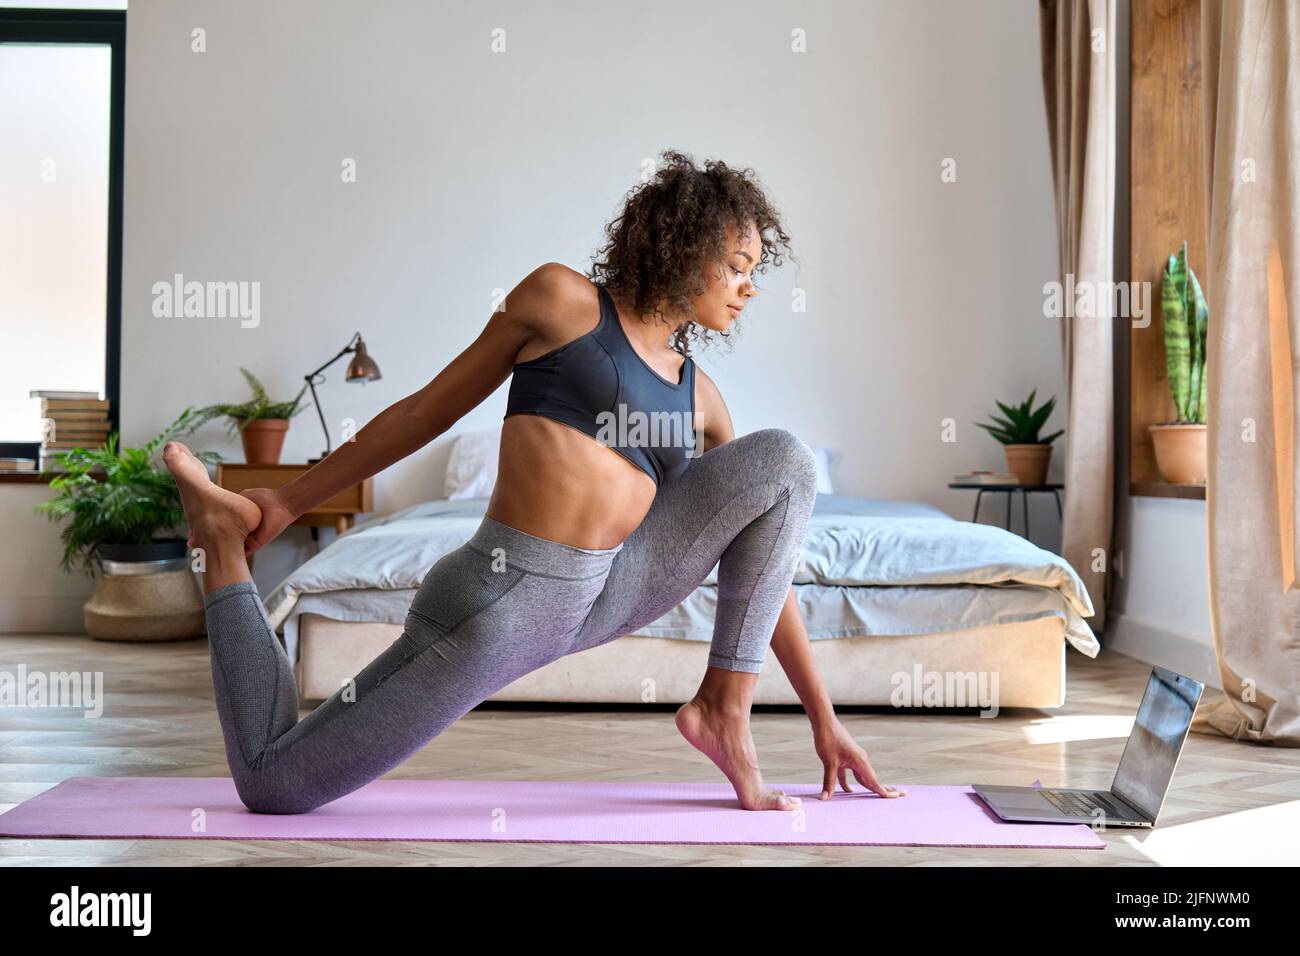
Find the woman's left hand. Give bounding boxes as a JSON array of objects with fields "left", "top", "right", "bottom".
[{"left": 813, "top": 718, "right": 908, "bottom": 800}]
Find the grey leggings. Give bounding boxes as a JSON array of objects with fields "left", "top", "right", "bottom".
[{"left": 203, "top": 427, "right": 819, "bottom": 813}]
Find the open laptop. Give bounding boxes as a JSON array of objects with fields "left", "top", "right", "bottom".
[{"left": 972, "top": 665, "right": 1204, "bottom": 828}]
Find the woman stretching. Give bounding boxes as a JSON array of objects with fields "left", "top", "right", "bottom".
[{"left": 164, "top": 150, "right": 906, "bottom": 815}]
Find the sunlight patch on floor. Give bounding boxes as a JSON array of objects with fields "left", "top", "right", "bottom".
[
  {"left": 1125, "top": 800, "right": 1300, "bottom": 865},
  {"left": 1020, "top": 714, "right": 1135, "bottom": 744}
]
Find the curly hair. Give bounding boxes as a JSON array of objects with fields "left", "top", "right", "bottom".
[{"left": 586, "top": 149, "right": 796, "bottom": 357}]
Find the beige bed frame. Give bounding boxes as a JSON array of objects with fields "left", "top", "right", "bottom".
[{"left": 293, "top": 613, "right": 1067, "bottom": 709}]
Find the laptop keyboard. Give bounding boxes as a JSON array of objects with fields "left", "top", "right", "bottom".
[{"left": 1042, "top": 790, "right": 1127, "bottom": 819}]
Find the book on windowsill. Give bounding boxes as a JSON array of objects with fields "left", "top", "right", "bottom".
[
  {"left": 40, "top": 410, "right": 109, "bottom": 422},
  {"left": 29, "top": 389, "right": 102, "bottom": 400},
  {"left": 32, "top": 391, "right": 112, "bottom": 450},
  {"left": 953, "top": 470, "right": 1023, "bottom": 485},
  {"left": 45, "top": 424, "right": 112, "bottom": 438},
  {"left": 0, "top": 457, "right": 39, "bottom": 472},
  {"left": 39, "top": 398, "right": 110, "bottom": 414},
  {"left": 43, "top": 441, "right": 109, "bottom": 451}
]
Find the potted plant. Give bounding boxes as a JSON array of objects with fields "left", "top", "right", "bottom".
[
  {"left": 34, "top": 407, "right": 221, "bottom": 641},
  {"left": 1149, "top": 241, "right": 1208, "bottom": 484},
  {"left": 974, "top": 388, "right": 1065, "bottom": 486},
  {"left": 193, "top": 368, "right": 309, "bottom": 465}
]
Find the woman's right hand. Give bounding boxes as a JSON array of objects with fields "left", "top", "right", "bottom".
[
  {"left": 237, "top": 488, "right": 299, "bottom": 556},
  {"left": 183, "top": 488, "right": 297, "bottom": 556}
]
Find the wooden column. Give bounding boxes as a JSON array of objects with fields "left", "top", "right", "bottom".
[{"left": 1129, "top": 0, "right": 1208, "bottom": 499}]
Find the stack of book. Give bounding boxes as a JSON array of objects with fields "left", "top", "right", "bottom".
[
  {"left": 0, "top": 453, "right": 39, "bottom": 474},
  {"left": 32, "top": 389, "right": 112, "bottom": 462},
  {"left": 953, "top": 470, "right": 1022, "bottom": 485}
]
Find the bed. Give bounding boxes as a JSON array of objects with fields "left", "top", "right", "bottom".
[{"left": 262, "top": 471, "right": 1098, "bottom": 710}]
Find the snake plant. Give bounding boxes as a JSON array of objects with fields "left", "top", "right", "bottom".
[
  {"left": 974, "top": 388, "right": 1064, "bottom": 445},
  {"left": 1159, "top": 241, "right": 1209, "bottom": 424}
]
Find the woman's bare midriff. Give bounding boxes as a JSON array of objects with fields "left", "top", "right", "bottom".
[{"left": 484, "top": 414, "right": 659, "bottom": 550}]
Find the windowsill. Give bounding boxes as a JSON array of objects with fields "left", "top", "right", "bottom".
[
  {"left": 1129, "top": 481, "right": 1206, "bottom": 500},
  {"left": 0, "top": 470, "right": 105, "bottom": 485}
]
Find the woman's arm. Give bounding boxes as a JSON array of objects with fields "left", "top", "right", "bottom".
[
  {"left": 767, "top": 590, "right": 836, "bottom": 727},
  {"left": 243, "top": 264, "right": 562, "bottom": 552},
  {"left": 694, "top": 371, "right": 903, "bottom": 799},
  {"left": 275, "top": 387, "right": 461, "bottom": 520}
]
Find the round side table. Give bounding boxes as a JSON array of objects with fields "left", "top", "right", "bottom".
[{"left": 947, "top": 481, "right": 1063, "bottom": 540}]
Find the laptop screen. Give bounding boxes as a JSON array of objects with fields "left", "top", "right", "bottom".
[{"left": 1112, "top": 667, "right": 1204, "bottom": 820}]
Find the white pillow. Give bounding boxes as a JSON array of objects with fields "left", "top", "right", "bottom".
[
  {"left": 444, "top": 426, "right": 502, "bottom": 499},
  {"left": 812, "top": 445, "right": 836, "bottom": 494}
]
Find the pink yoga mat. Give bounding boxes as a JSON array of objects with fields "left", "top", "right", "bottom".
[{"left": 0, "top": 776, "right": 1105, "bottom": 848}]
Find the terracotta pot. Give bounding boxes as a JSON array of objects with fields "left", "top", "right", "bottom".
[
  {"left": 1003, "top": 443, "right": 1052, "bottom": 485},
  {"left": 1149, "top": 423, "right": 1207, "bottom": 484},
  {"left": 237, "top": 418, "right": 289, "bottom": 464}
]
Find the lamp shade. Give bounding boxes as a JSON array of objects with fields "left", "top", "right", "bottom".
[{"left": 345, "top": 336, "right": 382, "bottom": 382}]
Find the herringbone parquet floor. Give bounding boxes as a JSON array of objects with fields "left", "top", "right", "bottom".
[{"left": 2, "top": 633, "right": 1296, "bottom": 866}]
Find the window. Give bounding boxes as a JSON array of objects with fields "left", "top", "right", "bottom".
[{"left": 0, "top": 5, "right": 124, "bottom": 461}]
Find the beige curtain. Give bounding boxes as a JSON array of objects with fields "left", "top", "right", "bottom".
[
  {"left": 1191, "top": 0, "right": 1300, "bottom": 745},
  {"left": 1039, "top": 0, "right": 1117, "bottom": 630}
]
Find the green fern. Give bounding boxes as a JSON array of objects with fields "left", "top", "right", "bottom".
[
  {"left": 240, "top": 367, "right": 270, "bottom": 406},
  {"left": 190, "top": 367, "right": 310, "bottom": 437},
  {"left": 33, "top": 407, "right": 222, "bottom": 576}
]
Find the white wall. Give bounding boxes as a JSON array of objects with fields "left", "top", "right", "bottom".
[{"left": 5, "top": 0, "right": 1073, "bottom": 628}]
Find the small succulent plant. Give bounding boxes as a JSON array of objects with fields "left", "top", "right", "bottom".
[{"left": 974, "top": 388, "right": 1064, "bottom": 445}]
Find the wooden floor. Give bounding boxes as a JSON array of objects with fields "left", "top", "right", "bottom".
[{"left": 2, "top": 632, "right": 1298, "bottom": 866}]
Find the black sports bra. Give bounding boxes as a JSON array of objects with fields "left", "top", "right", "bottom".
[{"left": 503, "top": 283, "right": 698, "bottom": 486}]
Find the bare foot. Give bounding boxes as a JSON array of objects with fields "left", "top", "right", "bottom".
[
  {"left": 675, "top": 698, "right": 801, "bottom": 811},
  {"left": 162, "top": 441, "right": 261, "bottom": 549}
]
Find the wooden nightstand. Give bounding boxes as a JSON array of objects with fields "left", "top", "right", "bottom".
[{"left": 215, "top": 463, "right": 374, "bottom": 535}]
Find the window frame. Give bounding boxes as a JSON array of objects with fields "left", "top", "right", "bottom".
[{"left": 0, "top": 7, "right": 125, "bottom": 454}]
